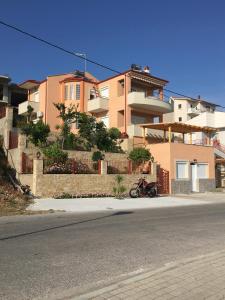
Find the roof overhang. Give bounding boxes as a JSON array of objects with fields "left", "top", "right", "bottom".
[
  {"left": 19, "top": 80, "right": 42, "bottom": 89},
  {"left": 129, "top": 70, "right": 168, "bottom": 87},
  {"left": 139, "top": 122, "right": 217, "bottom": 134}
]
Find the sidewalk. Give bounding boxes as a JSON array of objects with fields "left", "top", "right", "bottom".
[
  {"left": 75, "top": 250, "right": 225, "bottom": 300},
  {"left": 29, "top": 196, "right": 209, "bottom": 213}
]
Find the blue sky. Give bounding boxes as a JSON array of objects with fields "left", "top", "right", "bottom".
[{"left": 1, "top": 0, "right": 225, "bottom": 106}]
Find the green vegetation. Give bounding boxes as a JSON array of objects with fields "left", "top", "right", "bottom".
[
  {"left": 113, "top": 175, "right": 127, "bottom": 199},
  {"left": 128, "top": 147, "right": 154, "bottom": 164},
  {"left": 19, "top": 105, "right": 50, "bottom": 146},
  {"left": 42, "top": 143, "right": 68, "bottom": 164},
  {"left": 92, "top": 151, "right": 104, "bottom": 162}
]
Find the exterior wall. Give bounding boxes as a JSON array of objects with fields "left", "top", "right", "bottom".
[
  {"left": 169, "top": 143, "right": 215, "bottom": 180},
  {"left": 66, "top": 150, "right": 129, "bottom": 161},
  {"left": 32, "top": 159, "right": 156, "bottom": 197},
  {"left": 46, "top": 74, "right": 72, "bottom": 131},
  {"left": 33, "top": 173, "right": 155, "bottom": 197},
  {"left": 146, "top": 142, "right": 215, "bottom": 193},
  {"left": 171, "top": 179, "right": 192, "bottom": 194},
  {"left": 198, "top": 179, "right": 215, "bottom": 192},
  {"left": 18, "top": 174, "right": 33, "bottom": 190}
]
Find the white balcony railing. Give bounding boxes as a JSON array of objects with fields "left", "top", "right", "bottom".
[
  {"left": 187, "top": 108, "right": 201, "bottom": 115},
  {"left": 18, "top": 101, "right": 39, "bottom": 115}
]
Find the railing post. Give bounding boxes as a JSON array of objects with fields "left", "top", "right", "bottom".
[
  {"left": 33, "top": 159, "right": 43, "bottom": 196},
  {"left": 99, "top": 160, "right": 107, "bottom": 175}
]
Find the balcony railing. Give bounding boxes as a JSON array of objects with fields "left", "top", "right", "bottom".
[
  {"left": 128, "top": 92, "right": 172, "bottom": 113},
  {"left": 87, "top": 97, "right": 109, "bottom": 113},
  {"left": 187, "top": 108, "right": 201, "bottom": 115},
  {"left": 18, "top": 101, "right": 39, "bottom": 115}
]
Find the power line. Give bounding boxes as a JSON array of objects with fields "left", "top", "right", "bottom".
[
  {"left": 0, "top": 19, "right": 224, "bottom": 108},
  {"left": 0, "top": 20, "right": 120, "bottom": 75}
]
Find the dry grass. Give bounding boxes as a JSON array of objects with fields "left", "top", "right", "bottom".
[{"left": 0, "top": 179, "right": 34, "bottom": 216}]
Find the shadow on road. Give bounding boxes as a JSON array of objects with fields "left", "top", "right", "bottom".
[{"left": 0, "top": 211, "right": 134, "bottom": 241}]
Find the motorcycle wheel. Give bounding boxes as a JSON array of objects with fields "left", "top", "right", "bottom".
[
  {"left": 148, "top": 189, "right": 157, "bottom": 198},
  {"left": 129, "top": 188, "right": 140, "bottom": 198}
]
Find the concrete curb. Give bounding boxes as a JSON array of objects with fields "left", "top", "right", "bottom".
[{"left": 73, "top": 249, "right": 225, "bottom": 300}]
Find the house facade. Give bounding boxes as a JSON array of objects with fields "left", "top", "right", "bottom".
[{"left": 18, "top": 66, "right": 172, "bottom": 146}]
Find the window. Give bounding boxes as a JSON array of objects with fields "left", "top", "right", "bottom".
[
  {"left": 178, "top": 104, "right": 182, "bottom": 109},
  {"left": 70, "top": 84, "right": 75, "bottom": 100},
  {"left": 178, "top": 117, "right": 182, "bottom": 122},
  {"left": 131, "top": 115, "right": 146, "bottom": 125},
  {"left": 76, "top": 84, "right": 80, "bottom": 100},
  {"left": 64, "top": 83, "right": 80, "bottom": 100},
  {"left": 197, "top": 163, "right": 208, "bottom": 179},
  {"left": 153, "top": 116, "right": 160, "bottom": 123},
  {"left": 65, "top": 84, "right": 69, "bottom": 100},
  {"left": 100, "top": 87, "right": 109, "bottom": 98},
  {"left": 176, "top": 161, "right": 189, "bottom": 179}
]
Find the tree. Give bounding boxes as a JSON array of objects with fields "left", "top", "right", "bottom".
[
  {"left": 18, "top": 104, "right": 50, "bottom": 147},
  {"left": 54, "top": 103, "right": 79, "bottom": 149},
  {"left": 129, "top": 147, "right": 154, "bottom": 164}
]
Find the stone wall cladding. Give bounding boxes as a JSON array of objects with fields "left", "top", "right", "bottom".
[
  {"left": 171, "top": 179, "right": 192, "bottom": 194},
  {"left": 34, "top": 174, "right": 156, "bottom": 197},
  {"left": 66, "top": 150, "right": 128, "bottom": 161},
  {"left": 18, "top": 174, "right": 33, "bottom": 189},
  {"left": 198, "top": 179, "right": 215, "bottom": 192}
]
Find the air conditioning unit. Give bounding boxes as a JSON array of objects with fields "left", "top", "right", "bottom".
[{"left": 37, "top": 111, "right": 43, "bottom": 118}]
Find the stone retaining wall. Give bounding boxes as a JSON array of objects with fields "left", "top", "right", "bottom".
[
  {"left": 32, "top": 159, "right": 157, "bottom": 197},
  {"left": 33, "top": 173, "right": 156, "bottom": 197}
]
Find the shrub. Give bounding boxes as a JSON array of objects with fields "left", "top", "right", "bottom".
[
  {"left": 128, "top": 147, "right": 154, "bottom": 164},
  {"left": 20, "top": 120, "right": 50, "bottom": 146},
  {"left": 113, "top": 175, "right": 127, "bottom": 199},
  {"left": 42, "top": 143, "right": 68, "bottom": 164},
  {"left": 92, "top": 151, "right": 104, "bottom": 161}
]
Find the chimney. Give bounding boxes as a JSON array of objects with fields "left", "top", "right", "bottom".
[{"left": 143, "top": 66, "right": 150, "bottom": 74}]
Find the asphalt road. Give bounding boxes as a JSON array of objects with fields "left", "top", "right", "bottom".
[{"left": 1, "top": 203, "right": 225, "bottom": 300}]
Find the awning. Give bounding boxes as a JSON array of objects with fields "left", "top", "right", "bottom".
[{"left": 139, "top": 122, "right": 217, "bottom": 134}]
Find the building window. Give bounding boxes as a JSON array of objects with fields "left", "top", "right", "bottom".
[
  {"left": 65, "top": 84, "right": 69, "bottom": 100},
  {"left": 70, "top": 84, "right": 75, "bottom": 100},
  {"left": 197, "top": 163, "right": 208, "bottom": 179},
  {"left": 76, "top": 84, "right": 80, "bottom": 100},
  {"left": 65, "top": 83, "right": 80, "bottom": 100},
  {"left": 178, "top": 117, "right": 182, "bottom": 122},
  {"left": 178, "top": 104, "right": 182, "bottom": 109},
  {"left": 176, "top": 161, "right": 189, "bottom": 179},
  {"left": 100, "top": 87, "right": 109, "bottom": 98},
  {"left": 153, "top": 116, "right": 160, "bottom": 123}
]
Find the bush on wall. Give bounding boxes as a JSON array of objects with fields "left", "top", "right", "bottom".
[{"left": 128, "top": 147, "right": 154, "bottom": 164}]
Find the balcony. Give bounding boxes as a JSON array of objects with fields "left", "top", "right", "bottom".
[
  {"left": 18, "top": 101, "right": 39, "bottom": 115},
  {"left": 128, "top": 124, "right": 164, "bottom": 138},
  {"left": 128, "top": 92, "right": 172, "bottom": 113},
  {"left": 187, "top": 107, "right": 201, "bottom": 116},
  {"left": 87, "top": 97, "right": 109, "bottom": 113}
]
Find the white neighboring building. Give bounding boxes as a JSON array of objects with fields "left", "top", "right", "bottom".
[{"left": 164, "top": 96, "right": 225, "bottom": 147}]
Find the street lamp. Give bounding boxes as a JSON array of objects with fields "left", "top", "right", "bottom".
[{"left": 75, "top": 52, "right": 87, "bottom": 73}]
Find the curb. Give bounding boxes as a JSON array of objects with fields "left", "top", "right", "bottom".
[{"left": 73, "top": 249, "right": 225, "bottom": 299}]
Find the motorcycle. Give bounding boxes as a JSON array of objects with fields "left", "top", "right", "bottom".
[{"left": 129, "top": 177, "right": 158, "bottom": 198}]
